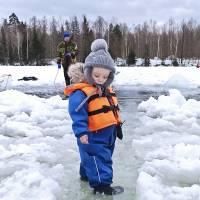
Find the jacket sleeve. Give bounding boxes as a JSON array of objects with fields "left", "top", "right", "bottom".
[
  {"left": 70, "top": 42, "right": 78, "bottom": 58},
  {"left": 68, "top": 90, "right": 90, "bottom": 138},
  {"left": 56, "top": 42, "right": 63, "bottom": 64},
  {"left": 73, "top": 43, "right": 78, "bottom": 55}
]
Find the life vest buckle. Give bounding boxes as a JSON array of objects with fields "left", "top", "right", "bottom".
[
  {"left": 102, "top": 105, "right": 111, "bottom": 113},
  {"left": 102, "top": 105, "right": 117, "bottom": 113}
]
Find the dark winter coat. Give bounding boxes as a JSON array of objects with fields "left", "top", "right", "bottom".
[{"left": 57, "top": 40, "right": 77, "bottom": 66}]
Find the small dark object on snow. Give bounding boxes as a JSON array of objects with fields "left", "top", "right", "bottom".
[{"left": 18, "top": 76, "right": 38, "bottom": 81}]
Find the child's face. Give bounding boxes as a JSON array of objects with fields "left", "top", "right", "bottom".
[{"left": 91, "top": 67, "right": 111, "bottom": 85}]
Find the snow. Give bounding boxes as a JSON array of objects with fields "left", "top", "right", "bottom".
[
  {"left": 135, "top": 89, "right": 200, "bottom": 199},
  {"left": 0, "top": 66, "right": 64, "bottom": 88},
  {"left": 1, "top": 65, "right": 200, "bottom": 199},
  {"left": 1, "top": 65, "right": 200, "bottom": 89},
  {"left": 164, "top": 74, "right": 196, "bottom": 89},
  {"left": 115, "top": 66, "right": 200, "bottom": 87},
  {"left": 0, "top": 77, "right": 74, "bottom": 199},
  {"left": 150, "top": 57, "right": 162, "bottom": 66}
]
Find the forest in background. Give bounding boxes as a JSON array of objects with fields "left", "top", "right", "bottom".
[{"left": 0, "top": 13, "right": 200, "bottom": 66}]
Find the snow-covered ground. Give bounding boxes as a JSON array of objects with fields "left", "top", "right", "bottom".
[
  {"left": 1, "top": 65, "right": 200, "bottom": 89},
  {"left": 135, "top": 89, "right": 200, "bottom": 199},
  {"left": 115, "top": 66, "right": 200, "bottom": 87},
  {"left": 1, "top": 65, "right": 200, "bottom": 199}
]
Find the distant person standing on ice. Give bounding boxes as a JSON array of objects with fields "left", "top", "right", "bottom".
[
  {"left": 64, "top": 39, "right": 124, "bottom": 195},
  {"left": 57, "top": 31, "right": 78, "bottom": 86}
]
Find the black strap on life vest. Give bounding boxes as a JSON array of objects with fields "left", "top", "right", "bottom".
[
  {"left": 87, "top": 92, "right": 116, "bottom": 104},
  {"left": 88, "top": 104, "right": 119, "bottom": 116}
]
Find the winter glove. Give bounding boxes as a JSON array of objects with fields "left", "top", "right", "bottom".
[
  {"left": 71, "top": 52, "right": 76, "bottom": 59},
  {"left": 57, "top": 63, "right": 61, "bottom": 69},
  {"left": 65, "top": 52, "right": 71, "bottom": 57},
  {"left": 116, "top": 123, "right": 123, "bottom": 140}
]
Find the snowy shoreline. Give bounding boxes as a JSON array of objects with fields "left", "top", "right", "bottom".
[{"left": 1, "top": 65, "right": 200, "bottom": 89}]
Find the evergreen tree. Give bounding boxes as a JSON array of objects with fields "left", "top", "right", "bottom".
[
  {"left": 29, "top": 17, "right": 43, "bottom": 65},
  {"left": 81, "top": 16, "right": 92, "bottom": 62},
  {"left": 49, "top": 17, "right": 59, "bottom": 58},
  {"left": 8, "top": 13, "right": 20, "bottom": 25},
  {"left": 71, "top": 16, "right": 80, "bottom": 60},
  {"left": 127, "top": 49, "right": 136, "bottom": 65},
  {"left": 31, "top": 28, "right": 43, "bottom": 65},
  {"left": 144, "top": 43, "right": 150, "bottom": 66},
  {"left": 109, "top": 24, "right": 123, "bottom": 59}
]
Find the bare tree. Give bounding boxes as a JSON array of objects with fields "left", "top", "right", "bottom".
[{"left": 93, "top": 16, "right": 107, "bottom": 39}]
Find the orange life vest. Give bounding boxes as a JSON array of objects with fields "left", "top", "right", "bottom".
[{"left": 64, "top": 83, "right": 121, "bottom": 131}]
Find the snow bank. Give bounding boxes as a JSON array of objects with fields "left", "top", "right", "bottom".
[
  {"left": 134, "top": 89, "right": 200, "bottom": 199},
  {"left": 0, "top": 90, "right": 74, "bottom": 200}
]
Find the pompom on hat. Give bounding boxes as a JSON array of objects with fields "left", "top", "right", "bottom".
[{"left": 84, "top": 39, "right": 116, "bottom": 87}]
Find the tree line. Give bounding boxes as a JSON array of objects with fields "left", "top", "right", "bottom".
[{"left": 0, "top": 13, "right": 200, "bottom": 66}]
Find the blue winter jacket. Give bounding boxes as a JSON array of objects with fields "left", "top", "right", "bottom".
[{"left": 68, "top": 90, "right": 90, "bottom": 138}]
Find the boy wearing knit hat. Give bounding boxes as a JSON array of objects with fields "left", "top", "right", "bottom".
[{"left": 64, "top": 39, "right": 124, "bottom": 195}]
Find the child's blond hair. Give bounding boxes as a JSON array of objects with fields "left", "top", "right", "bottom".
[{"left": 68, "top": 63, "right": 85, "bottom": 84}]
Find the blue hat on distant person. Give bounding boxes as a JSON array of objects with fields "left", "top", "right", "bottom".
[{"left": 63, "top": 31, "right": 71, "bottom": 38}]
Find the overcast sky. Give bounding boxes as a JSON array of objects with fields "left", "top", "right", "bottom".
[{"left": 0, "top": 0, "right": 199, "bottom": 26}]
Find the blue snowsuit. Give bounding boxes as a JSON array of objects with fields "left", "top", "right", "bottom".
[{"left": 68, "top": 90, "right": 117, "bottom": 188}]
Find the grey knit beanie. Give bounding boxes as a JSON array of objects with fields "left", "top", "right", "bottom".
[{"left": 84, "top": 39, "right": 116, "bottom": 87}]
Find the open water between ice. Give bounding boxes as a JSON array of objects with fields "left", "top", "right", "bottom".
[{"left": 10, "top": 84, "right": 200, "bottom": 200}]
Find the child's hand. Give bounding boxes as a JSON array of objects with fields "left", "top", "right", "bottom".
[{"left": 80, "top": 135, "right": 89, "bottom": 144}]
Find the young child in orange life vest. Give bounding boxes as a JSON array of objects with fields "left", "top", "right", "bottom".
[{"left": 64, "top": 39, "right": 123, "bottom": 195}]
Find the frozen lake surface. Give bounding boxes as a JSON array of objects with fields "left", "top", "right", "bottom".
[
  {"left": 2, "top": 67, "right": 200, "bottom": 199},
  {"left": 9, "top": 83, "right": 200, "bottom": 199}
]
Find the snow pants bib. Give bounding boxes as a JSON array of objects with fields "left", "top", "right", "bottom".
[{"left": 77, "top": 125, "right": 116, "bottom": 188}]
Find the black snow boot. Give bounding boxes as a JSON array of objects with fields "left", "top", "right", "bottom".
[
  {"left": 80, "top": 176, "right": 88, "bottom": 182},
  {"left": 93, "top": 185, "right": 124, "bottom": 195}
]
